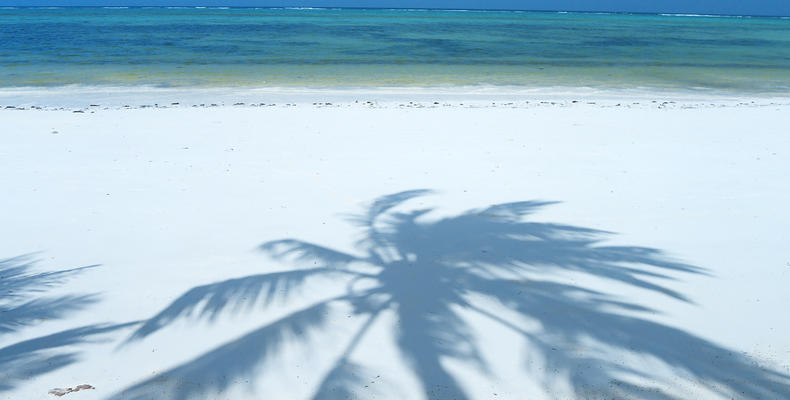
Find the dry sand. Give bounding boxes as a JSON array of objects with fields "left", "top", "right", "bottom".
[{"left": 2, "top": 92, "right": 789, "bottom": 399}]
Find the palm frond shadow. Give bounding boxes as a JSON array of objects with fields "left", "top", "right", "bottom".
[
  {"left": 0, "top": 255, "right": 99, "bottom": 335},
  {"left": 116, "top": 191, "right": 790, "bottom": 399},
  {"left": 0, "top": 322, "right": 140, "bottom": 392},
  {"left": 0, "top": 255, "right": 133, "bottom": 392}
]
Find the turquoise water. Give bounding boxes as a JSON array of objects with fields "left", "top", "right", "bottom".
[{"left": 1, "top": 7, "right": 790, "bottom": 92}]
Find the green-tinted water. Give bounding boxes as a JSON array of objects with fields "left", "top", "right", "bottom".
[{"left": 1, "top": 7, "right": 789, "bottom": 92}]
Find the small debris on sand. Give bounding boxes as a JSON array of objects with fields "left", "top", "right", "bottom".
[{"left": 48, "top": 384, "right": 95, "bottom": 397}]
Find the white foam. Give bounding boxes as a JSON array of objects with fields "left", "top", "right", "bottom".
[{"left": 659, "top": 13, "right": 751, "bottom": 18}]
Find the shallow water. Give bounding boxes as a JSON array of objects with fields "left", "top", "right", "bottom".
[{"left": 1, "top": 7, "right": 790, "bottom": 92}]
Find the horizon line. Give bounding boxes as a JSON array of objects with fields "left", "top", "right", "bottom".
[{"left": 1, "top": 6, "right": 789, "bottom": 19}]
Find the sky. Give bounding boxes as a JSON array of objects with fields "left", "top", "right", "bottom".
[{"left": 3, "top": 1, "right": 790, "bottom": 17}]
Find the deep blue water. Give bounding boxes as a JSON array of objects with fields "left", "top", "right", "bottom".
[{"left": 1, "top": 7, "right": 789, "bottom": 92}]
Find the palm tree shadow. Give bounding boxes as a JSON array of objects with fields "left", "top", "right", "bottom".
[
  {"left": 0, "top": 255, "right": 134, "bottom": 392},
  {"left": 116, "top": 190, "right": 790, "bottom": 399}
]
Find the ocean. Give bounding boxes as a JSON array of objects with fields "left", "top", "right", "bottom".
[{"left": 1, "top": 7, "right": 790, "bottom": 93}]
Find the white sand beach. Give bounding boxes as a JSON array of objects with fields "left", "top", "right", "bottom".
[{"left": 2, "top": 90, "right": 789, "bottom": 399}]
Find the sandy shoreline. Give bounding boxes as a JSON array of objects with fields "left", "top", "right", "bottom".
[
  {"left": 3, "top": 85, "right": 790, "bottom": 110},
  {"left": 2, "top": 92, "right": 789, "bottom": 399}
]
